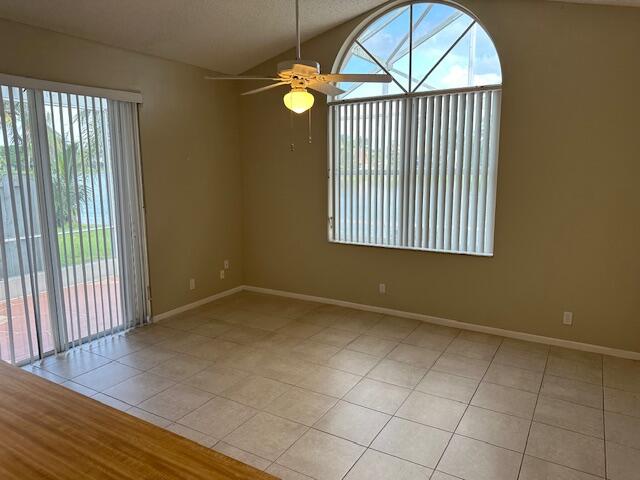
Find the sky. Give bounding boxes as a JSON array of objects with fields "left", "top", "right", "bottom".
[{"left": 337, "top": 2, "right": 502, "bottom": 99}]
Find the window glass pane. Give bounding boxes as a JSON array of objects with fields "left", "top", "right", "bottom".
[
  {"left": 469, "top": 25, "right": 502, "bottom": 85},
  {"left": 356, "top": 6, "right": 411, "bottom": 92},
  {"left": 336, "top": 2, "right": 501, "bottom": 99},
  {"left": 415, "top": 27, "right": 473, "bottom": 91},
  {"left": 412, "top": 14, "right": 474, "bottom": 89}
]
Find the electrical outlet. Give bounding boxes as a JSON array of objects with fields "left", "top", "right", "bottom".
[
  {"left": 379, "top": 283, "right": 386, "bottom": 294},
  {"left": 220, "top": 270, "right": 225, "bottom": 280},
  {"left": 563, "top": 311, "right": 573, "bottom": 326},
  {"left": 224, "top": 260, "right": 230, "bottom": 270},
  {"left": 189, "top": 278, "right": 196, "bottom": 290}
]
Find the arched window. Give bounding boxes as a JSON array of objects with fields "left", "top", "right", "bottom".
[{"left": 328, "top": 1, "right": 502, "bottom": 255}]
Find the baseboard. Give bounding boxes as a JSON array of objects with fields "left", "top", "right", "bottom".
[
  {"left": 244, "top": 285, "right": 640, "bottom": 361},
  {"left": 151, "top": 285, "right": 244, "bottom": 322},
  {"left": 150, "top": 283, "right": 639, "bottom": 360}
]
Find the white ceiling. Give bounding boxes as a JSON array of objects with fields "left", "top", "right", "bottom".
[
  {"left": 0, "top": 0, "right": 387, "bottom": 74},
  {"left": 0, "top": 1, "right": 638, "bottom": 74}
]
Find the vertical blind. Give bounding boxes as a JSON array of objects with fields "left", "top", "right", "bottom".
[
  {"left": 0, "top": 82, "right": 149, "bottom": 365},
  {"left": 329, "top": 87, "right": 501, "bottom": 255}
]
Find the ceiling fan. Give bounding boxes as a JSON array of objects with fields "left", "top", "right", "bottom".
[{"left": 205, "top": 0, "right": 392, "bottom": 114}]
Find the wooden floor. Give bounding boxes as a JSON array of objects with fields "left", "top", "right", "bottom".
[{"left": 0, "top": 361, "right": 276, "bottom": 480}]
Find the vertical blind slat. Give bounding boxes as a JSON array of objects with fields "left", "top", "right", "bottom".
[
  {"left": 414, "top": 97, "right": 426, "bottom": 248},
  {"left": 406, "top": 97, "right": 418, "bottom": 247},
  {"left": 427, "top": 96, "right": 441, "bottom": 250},
  {"left": 435, "top": 95, "right": 448, "bottom": 250},
  {"left": 340, "top": 104, "right": 346, "bottom": 242},
  {"left": 443, "top": 94, "right": 457, "bottom": 251},
  {"left": 459, "top": 92, "right": 474, "bottom": 251},
  {"left": 450, "top": 93, "right": 465, "bottom": 250},
  {"left": 421, "top": 97, "right": 433, "bottom": 249},
  {"left": 484, "top": 90, "right": 502, "bottom": 253},
  {"left": 476, "top": 92, "right": 491, "bottom": 253},
  {"left": 372, "top": 102, "right": 379, "bottom": 245},
  {"left": 384, "top": 101, "right": 391, "bottom": 244},
  {"left": 348, "top": 104, "right": 354, "bottom": 243},
  {"left": 354, "top": 103, "right": 360, "bottom": 243},
  {"left": 391, "top": 100, "right": 403, "bottom": 245},
  {"left": 364, "top": 104, "right": 373, "bottom": 243},
  {"left": 467, "top": 92, "right": 482, "bottom": 253}
]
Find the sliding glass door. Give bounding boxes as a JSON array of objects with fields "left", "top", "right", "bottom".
[{"left": 0, "top": 82, "right": 149, "bottom": 365}]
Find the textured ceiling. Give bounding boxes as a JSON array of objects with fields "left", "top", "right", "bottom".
[
  {"left": 0, "top": 0, "right": 387, "bottom": 74},
  {"left": 0, "top": 1, "right": 638, "bottom": 74},
  {"left": 549, "top": 0, "right": 640, "bottom": 5}
]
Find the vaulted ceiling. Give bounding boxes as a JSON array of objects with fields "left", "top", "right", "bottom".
[
  {"left": 0, "top": 0, "right": 389, "bottom": 74},
  {"left": 0, "top": 0, "right": 637, "bottom": 74}
]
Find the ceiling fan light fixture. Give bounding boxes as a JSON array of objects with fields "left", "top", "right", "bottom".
[{"left": 283, "top": 87, "right": 314, "bottom": 114}]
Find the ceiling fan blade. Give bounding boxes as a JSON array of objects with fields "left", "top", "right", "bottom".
[
  {"left": 318, "top": 73, "right": 393, "bottom": 83},
  {"left": 241, "top": 82, "right": 290, "bottom": 96},
  {"left": 205, "top": 75, "right": 281, "bottom": 81},
  {"left": 307, "top": 81, "right": 345, "bottom": 96}
]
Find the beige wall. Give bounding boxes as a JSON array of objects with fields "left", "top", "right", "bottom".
[
  {"left": 0, "top": 18, "right": 244, "bottom": 315},
  {"left": 240, "top": 0, "right": 640, "bottom": 352}
]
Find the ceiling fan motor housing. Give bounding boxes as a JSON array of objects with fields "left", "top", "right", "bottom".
[{"left": 277, "top": 59, "right": 320, "bottom": 79}]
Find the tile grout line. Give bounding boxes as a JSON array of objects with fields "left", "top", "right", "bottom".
[
  {"left": 515, "top": 342, "right": 550, "bottom": 479},
  {"left": 336, "top": 323, "right": 430, "bottom": 480},
  {"left": 430, "top": 333, "right": 505, "bottom": 478}
]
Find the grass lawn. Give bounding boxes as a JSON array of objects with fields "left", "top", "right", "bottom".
[{"left": 57, "top": 225, "right": 113, "bottom": 267}]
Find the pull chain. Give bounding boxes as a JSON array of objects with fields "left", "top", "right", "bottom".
[
  {"left": 308, "top": 108, "right": 312, "bottom": 144},
  {"left": 289, "top": 108, "right": 295, "bottom": 151}
]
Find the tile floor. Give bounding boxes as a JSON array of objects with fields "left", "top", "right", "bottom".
[{"left": 22, "top": 291, "right": 640, "bottom": 480}]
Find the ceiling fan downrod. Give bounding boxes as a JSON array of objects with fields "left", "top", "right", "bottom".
[{"left": 295, "top": 0, "right": 301, "bottom": 61}]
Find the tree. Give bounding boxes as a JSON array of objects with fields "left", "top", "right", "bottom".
[{"left": 0, "top": 91, "right": 103, "bottom": 229}]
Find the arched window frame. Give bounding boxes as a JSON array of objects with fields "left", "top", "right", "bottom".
[{"left": 327, "top": 0, "right": 503, "bottom": 256}]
